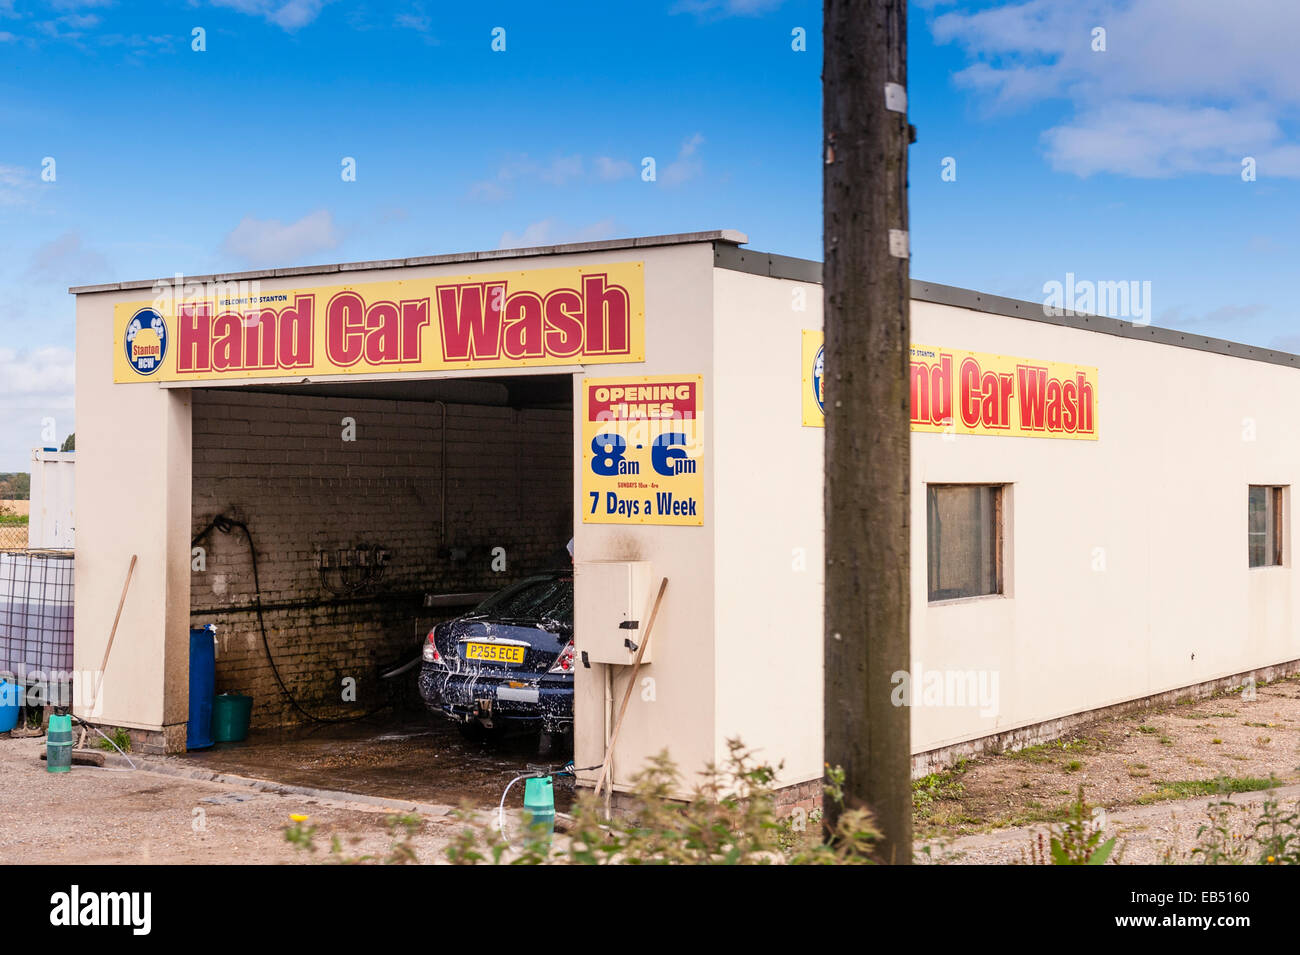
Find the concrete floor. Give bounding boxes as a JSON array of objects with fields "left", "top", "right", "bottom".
[
  {"left": 0, "top": 734, "right": 464, "bottom": 864},
  {"left": 163, "top": 716, "right": 578, "bottom": 812}
]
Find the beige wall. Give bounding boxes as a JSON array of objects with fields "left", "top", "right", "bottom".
[
  {"left": 711, "top": 268, "right": 824, "bottom": 785},
  {"left": 570, "top": 243, "right": 717, "bottom": 795},
  {"left": 73, "top": 241, "right": 723, "bottom": 783},
  {"left": 910, "top": 300, "right": 1300, "bottom": 753},
  {"left": 77, "top": 242, "right": 1297, "bottom": 780},
  {"left": 73, "top": 292, "right": 191, "bottom": 740}
]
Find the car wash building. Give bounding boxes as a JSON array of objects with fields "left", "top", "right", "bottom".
[{"left": 71, "top": 230, "right": 1300, "bottom": 798}]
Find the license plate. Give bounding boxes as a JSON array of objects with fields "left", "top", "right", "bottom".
[{"left": 464, "top": 643, "right": 525, "bottom": 664}]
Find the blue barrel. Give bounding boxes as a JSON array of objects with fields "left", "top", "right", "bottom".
[
  {"left": 0, "top": 679, "right": 20, "bottom": 733},
  {"left": 187, "top": 625, "right": 216, "bottom": 750}
]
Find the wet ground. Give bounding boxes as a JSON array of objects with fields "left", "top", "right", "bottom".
[{"left": 166, "top": 715, "right": 578, "bottom": 812}]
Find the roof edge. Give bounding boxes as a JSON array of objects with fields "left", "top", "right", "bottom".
[
  {"left": 713, "top": 245, "right": 1300, "bottom": 373},
  {"left": 68, "top": 229, "right": 749, "bottom": 295}
]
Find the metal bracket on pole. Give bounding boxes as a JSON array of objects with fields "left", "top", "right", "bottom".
[{"left": 884, "top": 82, "right": 907, "bottom": 113}]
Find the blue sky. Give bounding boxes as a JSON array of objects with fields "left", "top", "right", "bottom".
[{"left": 1, "top": 0, "right": 1298, "bottom": 469}]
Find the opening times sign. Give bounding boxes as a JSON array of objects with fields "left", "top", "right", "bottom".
[{"left": 582, "top": 375, "right": 704, "bottom": 525}]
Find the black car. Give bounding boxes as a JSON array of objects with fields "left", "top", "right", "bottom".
[{"left": 418, "top": 572, "right": 575, "bottom": 752}]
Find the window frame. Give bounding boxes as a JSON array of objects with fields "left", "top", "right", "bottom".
[
  {"left": 1248, "top": 484, "right": 1286, "bottom": 569},
  {"left": 926, "top": 482, "right": 1006, "bottom": 604}
]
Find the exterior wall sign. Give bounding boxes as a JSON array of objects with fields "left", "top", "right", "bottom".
[
  {"left": 802, "top": 330, "right": 1099, "bottom": 440},
  {"left": 113, "top": 262, "right": 645, "bottom": 383},
  {"left": 582, "top": 375, "right": 704, "bottom": 525}
]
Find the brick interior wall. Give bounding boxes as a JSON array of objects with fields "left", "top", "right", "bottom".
[{"left": 190, "top": 389, "right": 573, "bottom": 727}]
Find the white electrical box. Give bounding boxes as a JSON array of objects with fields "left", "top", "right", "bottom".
[{"left": 575, "top": 560, "right": 655, "bottom": 665}]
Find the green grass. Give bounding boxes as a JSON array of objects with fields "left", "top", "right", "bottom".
[
  {"left": 1005, "top": 737, "right": 1094, "bottom": 763},
  {"left": 1137, "top": 775, "right": 1280, "bottom": 805},
  {"left": 0, "top": 514, "right": 28, "bottom": 525},
  {"left": 995, "top": 802, "right": 1074, "bottom": 828},
  {"left": 1137, "top": 725, "right": 1159, "bottom": 734},
  {"left": 913, "top": 762, "right": 969, "bottom": 818}
]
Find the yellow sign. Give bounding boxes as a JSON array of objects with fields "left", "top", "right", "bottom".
[
  {"left": 114, "top": 262, "right": 645, "bottom": 383},
  {"left": 582, "top": 375, "right": 704, "bottom": 525},
  {"left": 802, "top": 331, "right": 1098, "bottom": 440}
]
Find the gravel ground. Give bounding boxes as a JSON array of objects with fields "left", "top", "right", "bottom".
[
  {"left": 917, "top": 673, "right": 1300, "bottom": 863},
  {"left": 921, "top": 780, "right": 1300, "bottom": 864},
  {"left": 0, "top": 736, "right": 464, "bottom": 864}
]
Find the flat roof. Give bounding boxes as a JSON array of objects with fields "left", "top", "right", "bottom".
[
  {"left": 66, "top": 229, "right": 750, "bottom": 294},
  {"left": 713, "top": 243, "right": 1300, "bottom": 373},
  {"left": 70, "top": 228, "right": 1300, "bottom": 373}
]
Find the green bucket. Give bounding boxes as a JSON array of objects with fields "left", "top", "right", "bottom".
[
  {"left": 46, "top": 714, "right": 73, "bottom": 773},
  {"left": 212, "top": 694, "right": 253, "bottom": 743}
]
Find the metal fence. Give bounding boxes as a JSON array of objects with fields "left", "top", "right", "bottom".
[
  {"left": 0, "top": 551, "right": 75, "bottom": 706},
  {"left": 0, "top": 525, "right": 28, "bottom": 551}
]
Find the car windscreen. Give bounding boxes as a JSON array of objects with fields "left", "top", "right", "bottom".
[{"left": 473, "top": 576, "right": 574, "bottom": 627}]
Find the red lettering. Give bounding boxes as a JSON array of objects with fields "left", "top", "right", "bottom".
[
  {"left": 910, "top": 362, "right": 929, "bottom": 423},
  {"left": 364, "top": 301, "right": 401, "bottom": 364},
  {"left": 960, "top": 357, "right": 982, "bottom": 429},
  {"left": 278, "top": 294, "right": 313, "bottom": 368},
  {"left": 581, "top": 274, "right": 630, "bottom": 354},
  {"left": 1046, "top": 378, "right": 1063, "bottom": 431},
  {"left": 1016, "top": 365, "right": 1048, "bottom": 431},
  {"left": 211, "top": 313, "right": 242, "bottom": 372},
  {"left": 543, "top": 289, "right": 583, "bottom": 358},
  {"left": 244, "top": 309, "right": 277, "bottom": 369},
  {"left": 503, "top": 291, "right": 544, "bottom": 359},
  {"left": 326, "top": 292, "right": 365, "bottom": 366},
  {"left": 177, "top": 303, "right": 211, "bottom": 374},
  {"left": 1075, "top": 373, "right": 1094, "bottom": 432},
  {"left": 399, "top": 299, "right": 429, "bottom": 362},
  {"left": 437, "top": 282, "right": 504, "bottom": 361}
]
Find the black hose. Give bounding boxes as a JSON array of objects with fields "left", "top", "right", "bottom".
[{"left": 192, "top": 514, "right": 390, "bottom": 725}]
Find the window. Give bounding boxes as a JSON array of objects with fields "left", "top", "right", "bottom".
[
  {"left": 1248, "top": 485, "right": 1285, "bottom": 568},
  {"left": 927, "top": 484, "right": 1003, "bottom": 601}
]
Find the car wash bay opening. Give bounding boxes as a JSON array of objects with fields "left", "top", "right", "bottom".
[
  {"left": 72, "top": 229, "right": 1300, "bottom": 802},
  {"left": 187, "top": 373, "right": 575, "bottom": 730}
]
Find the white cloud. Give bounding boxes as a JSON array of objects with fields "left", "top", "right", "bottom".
[
  {"left": 211, "top": 0, "right": 329, "bottom": 31},
  {"left": 671, "top": 0, "right": 784, "bottom": 19},
  {"left": 25, "top": 231, "right": 110, "bottom": 286},
  {"left": 470, "top": 153, "right": 587, "bottom": 198},
  {"left": 928, "top": 0, "right": 1300, "bottom": 178},
  {"left": 222, "top": 209, "right": 343, "bottom": 265},
  {"left": 594, "top": 156, "right": 635, "bottom": 181},
  {"left": 660, "top": 133, "right": 704, "bottom": 186},
  {"left": 0, "top": 346, "right": 75, "bottom": 470},
  {"left": 498, "top": 218, "right": 620, "bottom": 249},
  {"left": 469, "top": 153, "right": 623, "bottom": 199},
  {"left": 1042, "top": 102, "right": 1281, "bottom": 178},
  {"left": 0, "top": 164, "right": 35, "bottom": 205},
  {"left": 0, "top": 347, "right": 75, "bottom": 399}
]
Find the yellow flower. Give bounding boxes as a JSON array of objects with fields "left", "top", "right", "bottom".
[
  {"left": 1268, "top": 855, "right": 1276, "bottom": 863},
  {"left": 290, "top": 814, "right": 309, "bottom": 823}
]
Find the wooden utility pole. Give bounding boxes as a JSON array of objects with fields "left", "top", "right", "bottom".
[{"left": 822, "top": 0, "right": 912, "bottom": 862}]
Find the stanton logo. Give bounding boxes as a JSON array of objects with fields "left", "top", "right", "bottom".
[{"left": 49, "top": 885, "right": 151, "bottom": 935}]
